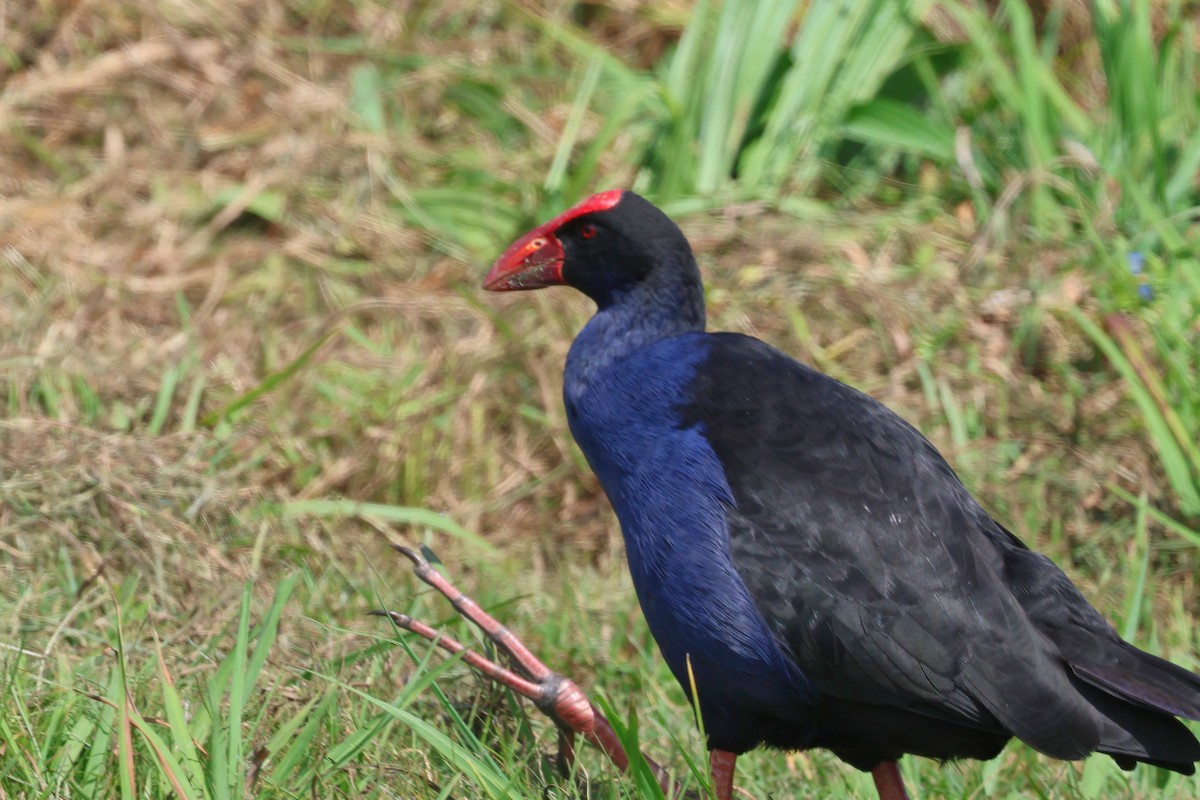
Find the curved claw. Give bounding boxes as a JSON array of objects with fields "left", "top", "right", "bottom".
[
  {"left": 369, "top": 609, "right": 414, "bottom": 626},
  {"left": 388, "top": 542, "right": 423, "bottom": 566}
]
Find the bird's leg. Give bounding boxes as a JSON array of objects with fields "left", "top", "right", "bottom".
[
  {"left": 376, "top": 544, "right": 674, "bottom": 794},
  {"left": 556, "top": 729, "right": 576, "bottom": 778},
  {"left": 709, "top": 749, "right": 737, "bottom": 800},
  {"left": 870, "top": 761, "right": 910, "bottom": 800}
]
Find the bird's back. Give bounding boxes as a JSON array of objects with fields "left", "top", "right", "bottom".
[{"left": 680, "top": 332, "right": 1200, "bottom": 771}]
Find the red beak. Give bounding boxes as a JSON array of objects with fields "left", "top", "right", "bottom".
[
  {"left": 482, "top": 229, "right": 566, "bottom": 292},
  {"left": 484, "top": 189, "right": 626, "bottom": 292}
]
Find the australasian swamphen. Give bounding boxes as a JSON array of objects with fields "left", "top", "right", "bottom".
[{"left": 475, "top": 189, "right": 1200, "bottom": 799}]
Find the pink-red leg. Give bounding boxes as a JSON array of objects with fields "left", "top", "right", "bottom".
[
  {"left": 871, "top": 761, "right": 910, "bottom": 800},
  {"left": 376, "top": 544, "right": 673, "bottom": 792},
  {"left": 709, "top": 749, "right": 736, "bottom": 800}
]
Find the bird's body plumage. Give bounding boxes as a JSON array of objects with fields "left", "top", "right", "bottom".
[
  {"left": 487, "top": 190, "right": 1200, "bottom": 791},
  {"left": 566, "top": 329, "right": 819, "bottom": 753}
]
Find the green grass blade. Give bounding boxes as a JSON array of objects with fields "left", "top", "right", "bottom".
[
  {"left": 180, "top": 369, "right": 206, "bottom": 434},
  {"left": 267, "top": 688, "right": 339, "bottom": 785},
  {"left": 842, "top": 97, "right": 955, "bottom": 160},
  {"left": 741, "top": 0, "right": 930, "bottom": 190},
  {"left": 343, "top": 684, "right": 521, "bottom": 800},
  {"left": 317, "top": 711, "right": 394, "bottom": 778},
  {"left": 80, "top": 669, "right": 122, "bottom": 797},
  {"left": 153, "top": 634, "right": 207, "bottom": 794},
  {"left": 1109, "top": 485, "right": 1200, "bottom": 550},
  {"left": 279, "top": 499, "right": 497, "bottom": 554},
  {"left": 241, "top": 572, "right": 300, "bottom": 707},
  {"left": 545, "top": 59, "right": 603, "bottom": 195},
  {"left": 565, "top": 74, "right": 658, "bottom": 200},
  {"left": 128, "top": 706, "right": 202, "bottom": 800},
  {"left": 113, "top": 617, "right": 137, "bottom": 800},
  {"left": 1069, "top": 308, "right": 1200, "bottom": 515},
  {"left": 1121, "top": 493, "right": 1151, "bottom": 642},
  {"left": 225, "top": 584, "right": 253, "bottom": 797},
  {"left": 148, "top": 359, "right": 183, "bottom": 435},
  {"left": 349, "top": 62, "right": 387, "bottom": 135},
  {"left": 594, "top": 694, "right": 667, "bottom": 799},
  {"left": 201, "top": 330, "right": 337, "bottom": 428}
]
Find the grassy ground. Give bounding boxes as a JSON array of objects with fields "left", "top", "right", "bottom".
[{"left": 1, "top": 0, "right": 1198, "bottom": 798}]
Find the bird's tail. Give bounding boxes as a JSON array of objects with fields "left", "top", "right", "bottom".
[{"left": 1069, "top": 641, "right": 1200, "bottom": 773}]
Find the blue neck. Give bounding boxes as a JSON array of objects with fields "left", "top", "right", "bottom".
[{"left": 565, "top": 255, "right": 706, "bottom": 395}]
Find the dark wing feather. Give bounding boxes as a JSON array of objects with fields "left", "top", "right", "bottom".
[
  {"left": 1001, "top": 542, "right": 1200, "bottom": 719},
  {"left": 681, "top": 333, "right": 1200, "bottom": 767}
]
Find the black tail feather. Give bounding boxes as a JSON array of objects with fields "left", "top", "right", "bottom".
[
  {"left": 1079, "top": 680, "right": 1200, "bottom": 773},
  {"left": 1063, "top": 652, "right": 1200, "bottom": 774},
  {"left": 1071, "top": 642, "right": 1200, "bottom": 720}
]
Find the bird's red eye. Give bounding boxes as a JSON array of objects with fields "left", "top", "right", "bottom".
[{"left": 581, "top": 224, "right": 597, "bottom": 239}]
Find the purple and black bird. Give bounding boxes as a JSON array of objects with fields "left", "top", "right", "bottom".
[{"left": 483, "top": 190, "right": 1200, "bottom": 799}]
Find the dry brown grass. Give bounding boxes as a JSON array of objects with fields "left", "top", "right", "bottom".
[{"left": 1, "top": 0, "right": 1194, "bottom": 658}]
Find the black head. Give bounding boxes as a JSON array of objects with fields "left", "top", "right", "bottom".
[{"left": 484, "top": 191, "right": 694, "bottom": 305}]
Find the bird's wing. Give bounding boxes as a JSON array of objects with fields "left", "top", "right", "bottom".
[{"left": 678, "top": 333, "right": 1103, "bottom": 757}]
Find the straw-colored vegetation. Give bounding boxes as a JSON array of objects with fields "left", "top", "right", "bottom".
[{"left": 1, "top": 0, "right": 1197, "bottom": 797}]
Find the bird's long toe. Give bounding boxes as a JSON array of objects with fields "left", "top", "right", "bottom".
[{"left": 379, "top": 542, "right": 678, "bottom": 792}]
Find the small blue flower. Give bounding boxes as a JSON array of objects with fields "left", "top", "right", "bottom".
[{"left": 1126, "top": 252, "right": 1153, "bottom": 300}]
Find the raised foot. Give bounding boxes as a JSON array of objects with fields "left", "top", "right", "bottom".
[
  {"left": 373, "top": 543, "right": 671, "bottom": 788},
  {"left": 368, "top": 606, "right": 596, "bottom": 737}
]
